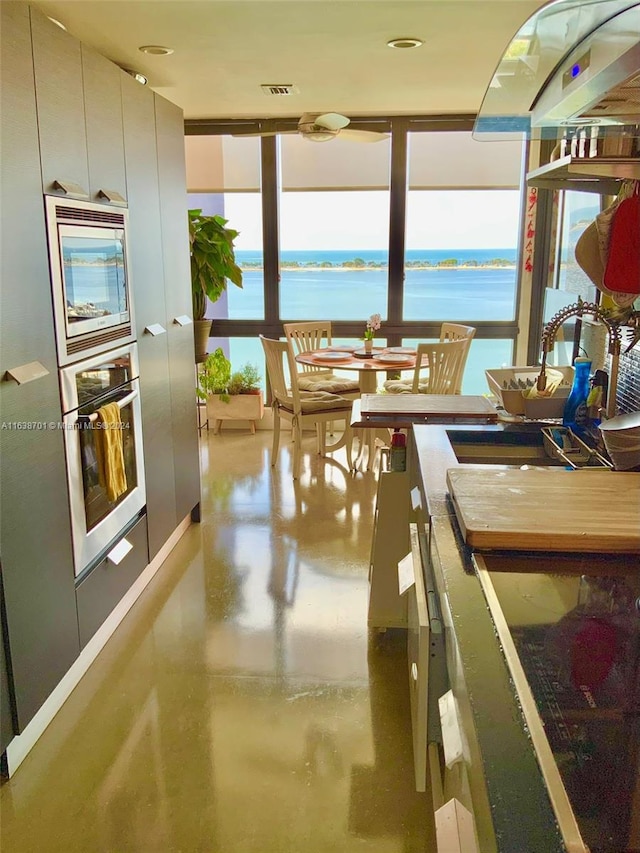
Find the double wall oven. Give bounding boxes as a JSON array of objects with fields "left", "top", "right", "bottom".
[
  {"left": 45, "top": 196, "right": 146, "bottom": 577},
  {"left": 60, "top": 345, "right": 146, "bottom": 576}
]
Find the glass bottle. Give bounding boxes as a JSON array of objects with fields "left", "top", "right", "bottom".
[{"left": 563, "top": 357, "right": 592, "bottom": 436}]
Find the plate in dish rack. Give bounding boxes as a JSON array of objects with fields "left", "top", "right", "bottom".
[
  {"left": 375, "top": 352, "right": 414, "bottom": 365},
  {"left": 312, "top": 351, "right": 353, "bottom": 361}
]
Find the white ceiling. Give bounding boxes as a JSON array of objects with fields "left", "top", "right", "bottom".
[{"left": 31, "top": 0, "right": 548, "bottom": 120}]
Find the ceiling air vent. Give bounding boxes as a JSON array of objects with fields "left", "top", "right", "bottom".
[{"left": 260, "top": 84, "right": 299, "bottom": 96}]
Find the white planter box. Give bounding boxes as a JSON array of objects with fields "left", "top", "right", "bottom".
[{"left": 206, "top": 393, "right": 264, "bottom": 434}]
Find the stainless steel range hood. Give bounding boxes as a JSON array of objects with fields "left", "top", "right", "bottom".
[{"left": 474, "top": 0, "right": 640, "bottom": 140}]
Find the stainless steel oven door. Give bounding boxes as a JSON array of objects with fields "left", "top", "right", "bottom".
[{"left": 61, "top": 345, "right": 146, "bottom": 576}]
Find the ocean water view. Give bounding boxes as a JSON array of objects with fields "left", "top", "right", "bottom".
[
  {"left": 229, "top": 249, "right": 518, "bottom": 323},
  {"left": 214, "top": 248, "right": 520, "bottom": 396}
]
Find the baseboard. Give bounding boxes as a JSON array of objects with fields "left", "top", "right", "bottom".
[{"left": 5, "top": 514, "right": 192, "bottom": 777}]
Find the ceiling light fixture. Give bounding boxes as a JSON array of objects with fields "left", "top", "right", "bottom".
[
  {"left": 387, "top": 37, "right": 423, "bottom": 49},
  {"left": 122, "top": 68, "right": 148, "bottom": 85},
  {"left": 47, "top": 16, "right": 67, "bottom": 30},
  {"left": 138, "top": 45, "right": 174, "bottom": 56}
]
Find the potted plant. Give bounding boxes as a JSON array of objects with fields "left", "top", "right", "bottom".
[
  {"left": 197, "top": 348, "right": 264, "bottom": 434},
  {"left": 188, "top": 209, "right": 243, "bottom": 362}
]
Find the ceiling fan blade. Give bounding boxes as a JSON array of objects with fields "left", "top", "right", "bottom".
[
  {"left": 314, "top": 112, "right": 350, "bottom": 131},
  {"left": 231, "top": 130, "right": 297, "bottom": 138},
  {"left": 337, "top": 129, "right": 390, "bottom": 143}
]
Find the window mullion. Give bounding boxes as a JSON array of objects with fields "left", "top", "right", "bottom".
[
  {"left": 261, "top": 136, "right": 280, "bottom": 328},
  {"left": 387, "top": 120, "right": 408, "bottom": 343}
]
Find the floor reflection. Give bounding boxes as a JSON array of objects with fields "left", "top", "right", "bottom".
[{"left": 1, "top": 429, "right": 433, "bottom": 852}]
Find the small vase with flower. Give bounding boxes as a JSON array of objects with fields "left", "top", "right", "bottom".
[{"left": 364, "top": 313, "right": 381, "bottom": 353}]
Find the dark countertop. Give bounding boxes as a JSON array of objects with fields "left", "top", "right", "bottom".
[{"left": 410, "top": 422, "right": 568, "bottom": 853}]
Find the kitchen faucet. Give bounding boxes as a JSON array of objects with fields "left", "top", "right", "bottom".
[{"left": 537, "top": 298, "right": 640, "bottom": 419}]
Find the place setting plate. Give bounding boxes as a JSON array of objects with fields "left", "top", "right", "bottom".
[
  {"left": 375, "top": 352, "right": 415, "bottom": 365},
  {"left": 387, "top": 346, "right": 417, "bottom": 355},
  {"left": 325, "top": 345, "right": 358, "bottom": 353},
  {"left": 312, "top": 350, "right": 353, "bottom": 361}
]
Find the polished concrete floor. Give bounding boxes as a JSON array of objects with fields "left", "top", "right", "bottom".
[{"left": 1, "top": 428, "right": 434, "bottom": 852}]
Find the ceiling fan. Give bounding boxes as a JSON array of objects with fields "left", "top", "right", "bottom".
[{"left": 234, "top": 112, "right": 389, "bottom": 143}]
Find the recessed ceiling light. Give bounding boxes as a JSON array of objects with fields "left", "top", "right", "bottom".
[
  {"left": 138, "top": 45, "right": 174, "bottom": 56},
  {"left": 387, "top": 37, "right": 423, "bottom": 49},
  {"left": 47, "top": 16, "right": 67, "bottom": 30}
]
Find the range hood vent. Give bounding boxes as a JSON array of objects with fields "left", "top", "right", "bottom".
[
  {"left": 585, "top": 69, "right": 640, "bottom": 119},
  {"left": 531, "top": 9, "right": 640, "bottom": 129},
  {"left": 474, "top": 0, "right": 640, "bottom": 140}
]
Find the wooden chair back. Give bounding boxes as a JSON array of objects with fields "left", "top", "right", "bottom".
[
  {"left": 439, "top": 323, "right": 476, "bottom": 394},
  {"left": 410, "top": 338, "right": 468, "bottom": 394},
  {"left": 283, "top": 321, "right": 333, "bottom": 375}
]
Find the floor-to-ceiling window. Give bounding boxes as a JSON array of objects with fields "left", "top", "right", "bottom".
[
  {"left": 543, "top": 190, "right": 602, "bottom": 365},
  {"left": 185, "top": 118, "right": 525, "bottom": 395},
  {"left": 278, "top": 131, "right": 391, "bottom": 338}
]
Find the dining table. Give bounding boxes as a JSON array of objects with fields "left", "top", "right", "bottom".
[
  {"left": 294, "top": 345, "right": 424, "bottom": 469},
  {"left": 294, "top": 345, "right": 422, "bottom": 394}
]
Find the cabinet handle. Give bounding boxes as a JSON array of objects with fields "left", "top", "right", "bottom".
[
  {"left": 97, "top": 188, "right": 127, "bottom": 205},
  {"left": 144, "top": 323, "right": 166, "bottom": 336},
  {"left": 107, "top": 537, "right": 133, "bottom": 566},
  {"left": 411, "top": 662, "right": 418, "bottom": 682},
  {"left": 4, "top": 361, "right": 50, "bottom": 385},
  {"left": 397, "top": 551, "right": 415, "bottom": 596},
  {"left": 435, "top": 798, "right": 479, "bottom": 853},
  {"left": 173, "top": 315, "right": 193, "bottom": 327},
  {"left": 439, "top": 689, "right": 464, "bottom": 768},
  {"left": 52, "top": 179, "right": 89, "bottom": 199}
]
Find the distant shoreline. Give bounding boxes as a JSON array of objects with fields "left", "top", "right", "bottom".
[{"left": 239, "top": 263, "right": 518, "bottom": 272}]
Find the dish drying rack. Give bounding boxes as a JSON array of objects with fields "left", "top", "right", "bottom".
[{"left": 541, "top": 426, "right": 613, "bottom": 469}]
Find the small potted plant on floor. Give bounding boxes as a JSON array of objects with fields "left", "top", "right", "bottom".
[
  {"left": 189, "top": 209, "right": 243, "bottom": 363},
  {"left": 197, "top": 348, "right": 264, "bottom": 433}
]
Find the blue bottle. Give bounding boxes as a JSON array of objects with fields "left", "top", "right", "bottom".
[{"left": 563, "top": 357, "right": 592, "bottom": 435}]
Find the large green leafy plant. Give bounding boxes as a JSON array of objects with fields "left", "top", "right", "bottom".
[{"left": 188, "top": 209, "right": 243, "bottom": 320}]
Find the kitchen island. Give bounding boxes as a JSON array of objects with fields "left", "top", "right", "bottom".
[{"left": 406, "top": 422, "right": 639, "bottom": 853}]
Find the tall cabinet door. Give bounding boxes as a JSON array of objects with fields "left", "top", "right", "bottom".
[
  {"left": 81, "top": 44, "right": 127, "bottom": 203},
  {"left": 30, "top": 7, "right": 90, "bottom": 197},
  {"left": 155, "top": 94, "right": 201, "bottom": 523},
  {"left": 121, "top": 74, "right": 177, "bottom": 559},
  {"left": 0, "top": 2, "right": 79, "bottom": 731}
]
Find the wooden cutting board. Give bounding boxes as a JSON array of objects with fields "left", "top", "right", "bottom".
[
  {"left": 360, "top": 394, "right": 498, "bottom": 419},
  {"left": 446, "top": 468, "right": 640, "bottom": 553}
]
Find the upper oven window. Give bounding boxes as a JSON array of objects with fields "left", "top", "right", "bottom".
[{"left": 59, "top": 226, "right": 127, "bottom": 334}]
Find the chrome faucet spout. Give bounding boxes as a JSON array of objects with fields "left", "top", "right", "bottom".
[{"left": 538, "top": 299, "right": 628, "bottom": 419}]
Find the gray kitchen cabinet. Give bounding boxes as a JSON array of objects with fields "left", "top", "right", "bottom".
[
  {"left": 30, "top": 7, "right": 90, "bottom": 197},
  {"left": 0, "top": 1, "right": 80, "bottom": 731},
  {"left": 154, "top": 94, "right": 201, "bottom": 522},
  {"left": 1, "top": 572, "right": 16, "bottom": 754},
  {"left": 81, "top": 44, "right": 127, "bottom": 203},
  {"left": 75, "top": 515, "right": 149, "bottom": 649},
  {"left": 121, "top": 73, "right": 178, "bottom": 560},
  {"left": 31, "top": 8, "right": 127, "bottom": 205}
]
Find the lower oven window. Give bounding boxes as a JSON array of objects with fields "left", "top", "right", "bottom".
[{"left": 80, "top": 399, "right": 138, "bottom": 532}]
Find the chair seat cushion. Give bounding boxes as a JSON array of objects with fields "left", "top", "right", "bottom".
[
  {"left": 276, "top": 390, "right": 353, "bottom": 414},
  {"left": 298, "top": 374, "right": 360, "bottom": 393},
  {"left": 383, "top": 379, "right": 430, "bottom": 394}
]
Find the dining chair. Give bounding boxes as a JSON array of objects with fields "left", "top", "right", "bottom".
[
  {"left": 260, "top": 335, "right": 354, "bottom": 479},
  {"left": 439, "top": 323, "right": 476, "bottom": 394},
  {"left": 383, "top": 338, "right": 469, "bottom": 395},
  {"left": 283, "top": 321, "right": 360, "bottom": 398}
]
